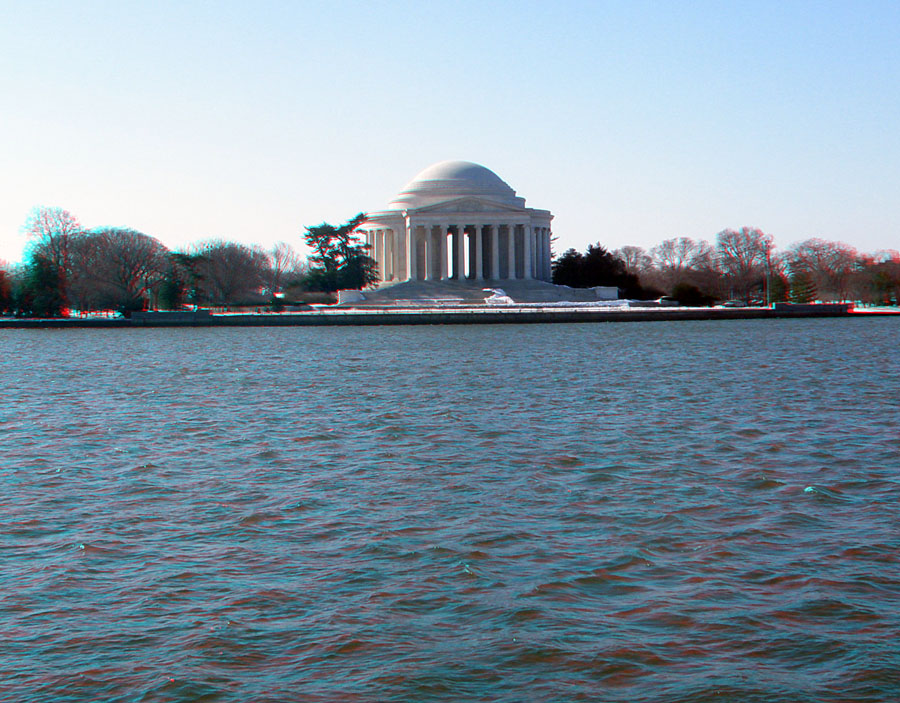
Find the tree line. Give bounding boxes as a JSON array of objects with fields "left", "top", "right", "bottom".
[
  {"left": 553, "top": 227, "right": 900, "bottom": 306},
  {"left": 3, "top": 209, "right": 897, "bottom": 317},
  {"left": 0, "top": 207, "right": 378, "bottom": 317}
]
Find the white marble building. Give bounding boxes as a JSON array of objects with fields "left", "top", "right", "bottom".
[{"left": 360, "top": 161, "right": 553, "bottom": 284}]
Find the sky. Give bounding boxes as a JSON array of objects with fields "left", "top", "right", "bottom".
[{"left": 2, "top": 0, "right": 899, "bottom": 265}]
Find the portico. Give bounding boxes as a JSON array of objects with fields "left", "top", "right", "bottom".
[{"left": 360, "top": 161, "right": 553, "bottom": 284}]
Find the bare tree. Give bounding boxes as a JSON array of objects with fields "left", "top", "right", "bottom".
[
  {"left": 91, "top": 229, "right": 169, "bottom": 309},
  {"left": 66, "top": 233, "right": 104, "bottom": 312},
  {"left": 263, "top": 241, "right": 304, "bottom": 294},
  {"left": 24, "top": 207, "right": 83, "bottom": 302},
  {"left": 650, "top": 237, "right": 703, "bottom": 290},
  {"left": 24, "top": 207, "right": 82, "bottom": 269},
  {"left": 194, "top": 241, "right": 269, "bottom": 305},
  {"left": 687, "top": 240, "right": 726, "bottom": 299},
  {"left": 786, "top": 238, "right": 857, "bottom": 301},
  {"left": 652, "top": 237, "right": 699, "bottom": 274},
  {"left": 613, "top": 245, "right": 652, "bottom": 273},
  {"left": 716, "top": 227, "right": 773, "bottom": 302},
  {"left": 62, "top": 229, "right": 169, "bottom": 311}
]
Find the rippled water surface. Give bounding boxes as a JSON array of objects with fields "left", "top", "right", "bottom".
[{"left": 2, "top": 318, "right": 899, "bottom": 702}]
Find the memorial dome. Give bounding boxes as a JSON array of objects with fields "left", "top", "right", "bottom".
[
  {"left": 361, "top": 159, "right": 553, "bottom": 285},
  {"left": 389, "top": 160, "right": 524, "bottom": 209}
]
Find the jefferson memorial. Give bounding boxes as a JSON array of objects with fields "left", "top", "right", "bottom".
[{"left": 359, "top": 161, "right": 553, "bottom": 284}]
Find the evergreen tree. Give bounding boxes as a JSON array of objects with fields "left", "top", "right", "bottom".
[
  {"left": 550, "top": 248, "right": 585, "bottom": 287},
  {"left": 16, "top": 254, "right": 66, "bottom": 317},
  {"left": 0, "top": 268, "right": 12, "bottom": 315},
  {"left": 789, "top": 268, "right": 817, "bottom": 303},
  {"left": 169, "top": 253, "right": 207, "bottom": 307},
  {"left": 302, "top": 214, "right": 377, "bottom": 292},
  {"left": 768, "top": 273, "right": 790, "bottom": 303},
  {"left": 552, "top": 243, "right": 643, "bottom": 296},
  {"left": 157, "top": 266, "right": 185, "bottom": 310}
]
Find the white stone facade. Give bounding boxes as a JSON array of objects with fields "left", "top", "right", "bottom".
[{"left": 360, "top": 161, "right": 553, "bottom": 284}]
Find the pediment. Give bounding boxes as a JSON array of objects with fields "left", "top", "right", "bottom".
[{"left": 410, "top": 196, "right": 526, "bottom": 215}]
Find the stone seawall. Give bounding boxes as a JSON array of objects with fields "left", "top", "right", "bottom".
[{"left": 3, "top": 304, "right": 890, "bottom": 328}]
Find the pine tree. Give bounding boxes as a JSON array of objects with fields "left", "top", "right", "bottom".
[
  {"left": 302, "top": 214, "right": 377, "bottom": 292},
  {"left": 158, "top": 266, "right": 185, "bottom": 310},
  {"left": 789, "top": 268, "right": 817, "bottom": 303},
  {"left": 16, "top": 255, "right": 66, "bottom": 317}
]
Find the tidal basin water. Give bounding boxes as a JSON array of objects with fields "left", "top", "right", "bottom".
[{"left": 2, "top": 318, "right": 899, "bottom": 702}]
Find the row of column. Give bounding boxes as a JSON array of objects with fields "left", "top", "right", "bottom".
[
  {"left": 364, "top": 228, "right": 400, "bottom": 282},
  {"left": 405, "top": 222, "right": 551, "bottom": 283},
  {"left": 362, "top": 223, "right": 552, "bottom": 284}
]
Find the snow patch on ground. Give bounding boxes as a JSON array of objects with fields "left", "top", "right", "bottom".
[{"left": 483, "top": 289, "right": 515, "bottom": 305}]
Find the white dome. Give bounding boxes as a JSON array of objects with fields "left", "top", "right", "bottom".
[{"left": 388, "top": 160, "right": 525, "bottom": 209}]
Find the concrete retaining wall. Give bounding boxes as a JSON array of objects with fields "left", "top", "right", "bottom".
[
  {"left": 2, "top": 304, "right": 888, "bottom": 329},
  {"left": 131, "top": 310, "right": 213, "bottom": 325}
]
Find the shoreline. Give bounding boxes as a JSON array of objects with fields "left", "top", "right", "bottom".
[{"left": 2, "top": 304, "right": 897, "bottom": 328}]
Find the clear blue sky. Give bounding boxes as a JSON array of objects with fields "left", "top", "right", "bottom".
[{"left": 2, "top": 0, "right": 898, "bottom": 264}]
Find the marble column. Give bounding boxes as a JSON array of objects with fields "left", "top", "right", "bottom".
[
  {"left": 507, "top": 224, "right": 517, "bottom": 280},
  {"left": 394, "top": 228, "right": 405, "bottom": 282},
  {"left": 474, "top": 225, "right": 484, "bottom": 280},
  {"left": 490, "top": 224, "right": 500, "bottom": 280},
  {"left": 456, "top": 225, "right": 466, "bottom": 280},
  {"left": 467, "top": 227, "right": 476, "bottom": 279},
  {"left": 393, "top": 229, "right": 402, "bottom": 281},
  {"left": 387, "top": 230, "right": 396, "bottom": 281},
  {"left": 406, "top": 224, "right": 416, "bottom": 281},
  {"left": 522, "top": 224, "right": 532, "bottom": 279},
  {"left": 424, "top": 227, "right": 435, "bottom": 280},
  {"left": 432, "top": 227, "right": 441, "bottom": 281},
  {"left": 439, "top": 224, "right": 449, "bottom": 280}
]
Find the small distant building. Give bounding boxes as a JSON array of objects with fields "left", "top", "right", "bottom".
[{"left": 359, "top": 161, "right": 553, "bottom": 284}]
